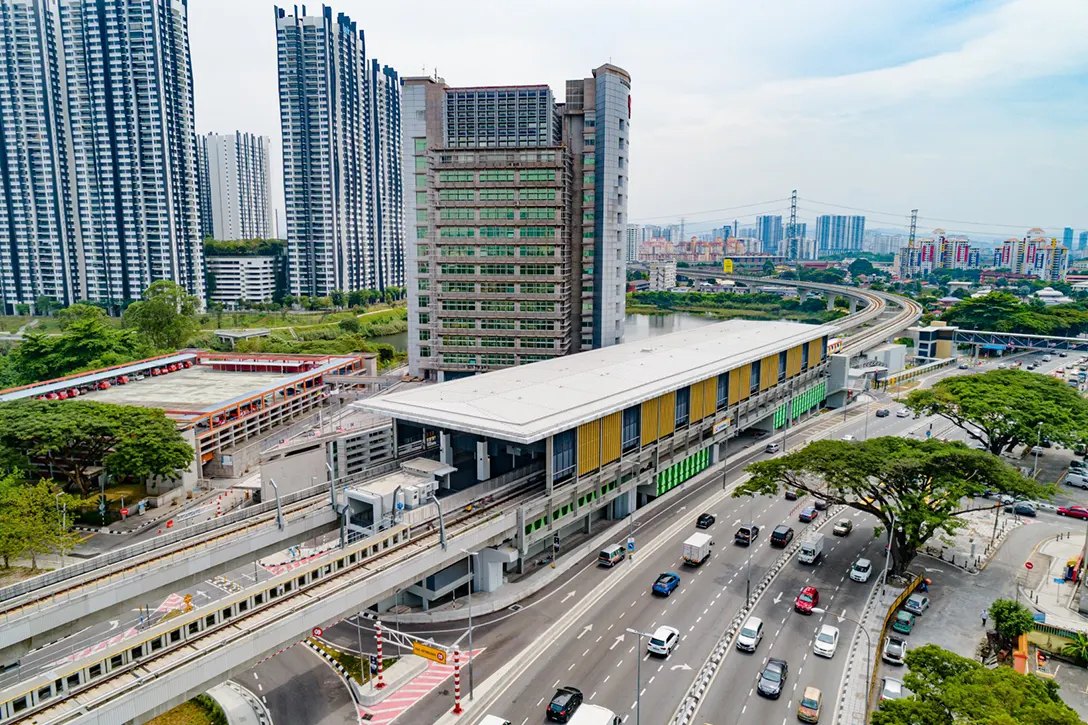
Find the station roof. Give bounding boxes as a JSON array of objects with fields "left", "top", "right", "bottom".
[{"left": 359, "top": 320, "right": 832, "bottom": 444}]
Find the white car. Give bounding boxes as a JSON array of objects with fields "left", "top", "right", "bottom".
[
  {"left": 896, "top": 408, "right": 910, "bottom": 418},
  {"left": 880, "top": 677, "right": 905, "bottom": 702},
  {"left": 813, "top": 624, "right": 840, "bottom": 658},
  {"left": 850, "top": 558, "right": 873, "bottom": 583},
  {"left": 736, "top": 616, "right": 764, "bottom": 652},
  {"left": 842, "top": 434, "right": 855, "bottom": 442},
  {"left": 646, "top": 625, "right": 680, "bottom": 656}
]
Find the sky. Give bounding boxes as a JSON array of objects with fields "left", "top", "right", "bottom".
[{"left": 189, "top": 0, "right": 1088, "bottom": 241}]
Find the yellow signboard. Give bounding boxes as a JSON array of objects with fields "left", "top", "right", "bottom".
[
  {"left": 722, "top": 259, "right": 734, "bottom": 274},
  {"left": 413, "top": 641, "right": 448, "bottom": 665}
]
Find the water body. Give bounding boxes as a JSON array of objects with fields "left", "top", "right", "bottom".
[{"left": 366, "top": 312, "right": 717, "bottom": 352}]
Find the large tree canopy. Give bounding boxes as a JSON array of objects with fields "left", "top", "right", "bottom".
[
  {"left": 0, "top": 473, "right": 79, "bottom": 569},
  {"left": 905, "top": 370, "right": 1088, "bottom": 456},
  {"left": 872, "top": 645, "right": 1081, "bottom": 725},
  {"left": 121, "top": 280, "right": 200, "bottom": 350},
  {"left": 736, "top": 438, "right": 1050, "bottom": 575},
  {"left": 0, "top": 400, "right": 194, "bottom": 494},
  {"left": 940, "top": 291, "right": 1088, "bottom": 337}
]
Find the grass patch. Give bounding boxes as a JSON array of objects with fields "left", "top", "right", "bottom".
[
  {"left": 309, "top": 639, "right": 398, "bottom": 684},
  {"left": 197, "top": 304, "right": 401, "bottom": 332},
  {"left": 146, "top": 695, "right": 227, "bottom": 725}
]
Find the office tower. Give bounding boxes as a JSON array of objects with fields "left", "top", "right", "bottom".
[
  {"left": 816, "top": 215, "right": 866, "bottom": 253},
  {"left": 196, "top": 132, "right": 273, "bottom": 241},
  {"left": 1079, "top": 231, "right": 1087, "bottom": 252},
  {"left": 275, "top": 5, "right": 403, "bottom": 296},
  {"left": 642, "top": 224, "right": 661, "bottom": 242},
  {"left": 402, "top": 63, "right": 630, "bottom": 381},
  {"left": 755, "top": 215, "right": 784, "bottom": 254},
  {"left": 0, "top": 0, "right": 204, "bottom": 312},
  {"left": 1063, "top": 227, "right": 1074, "bottom": 248},
  {"left": 565, "top": 64, "right": 631, "bottom": 351},
  {"left": 626, "top": 224, "right": 640, "bottom": 262}
]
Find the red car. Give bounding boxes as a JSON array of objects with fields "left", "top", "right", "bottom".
[
  {"left": 795, "top": 586, "right": 819, "bottom": 614},
  {"left": 1058, "top": 505, "right": 1088, "bottom": 520}
]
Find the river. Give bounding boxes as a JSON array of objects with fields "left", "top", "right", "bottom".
[{"left": 367, "top": 311, "right": 718, "bottom": 352}]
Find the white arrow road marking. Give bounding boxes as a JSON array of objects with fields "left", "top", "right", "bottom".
[
  {"left": 107, "top": 620, "right": 119, "bottom": 631},
  {"left": 671, "top": 663, "right": 693, "bottom": 671},
  {"left": 577, "top": 624, "right": 593, "bottom": 639},
  {"left": 733, "top": 518, "right": 741, "bottom": 526},
  {"left": 773, "top": 592, "right": 783, "bottom": 604},
  {"left": 610, "top": 635, "right": 625, "bottom": 651},
  {"left": 561, "top": 591, "right": 576, "bottom": 604}
]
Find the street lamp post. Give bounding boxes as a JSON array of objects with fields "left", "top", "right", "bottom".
[
  {"left": 625, "top": 627, "right": 653, "bottom": 725},
  {"left": 880, "top": 512, "right": 897, "bottom": 594},
  {"left": 1032, "top": 422, "right": 1043, "bottom": 478},
  {"left": 460, "top": 549, "right": 477, "bottom": 701},
  {"left": 812, "top": 608, "right": 871, "bottom": 714}
]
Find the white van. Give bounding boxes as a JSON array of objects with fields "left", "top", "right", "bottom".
[
  {"left": 798, "top": 534, "right": 824, "bottom": 564},
  {"left": 598, "top": 543, "right": 626, "bottom": 567},
  {"left": 479, "top": 717, "right": 512, "bottom": 725},
  {"left": 568, "top": 704, "right": 622, "bottom": 725}
]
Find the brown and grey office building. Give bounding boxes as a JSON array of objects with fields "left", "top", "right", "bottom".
[{"left": 403, "top": 66, "right": 632, "bottom": 382}]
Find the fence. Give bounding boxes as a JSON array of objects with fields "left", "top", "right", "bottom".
[{"left": 868, "top": 572, "right": 923, "bottom": 711}]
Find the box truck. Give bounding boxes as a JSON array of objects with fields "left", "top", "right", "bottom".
[
  {"left": 798, "top": 534, "right": 824, "bottom": 564},
  {"left": 682, "top": 532, "right": 714, "bottom": 566}
]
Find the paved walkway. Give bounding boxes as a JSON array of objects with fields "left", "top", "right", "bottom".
[
  {"left": 207, "top": 680, "right": 271, "bottom": 725},
  {"left": 1021, "top": 532, "right": 1088, "bottom": 631},
  {"left": 356, "top": 649, "right": 483, "bottom": 725}
]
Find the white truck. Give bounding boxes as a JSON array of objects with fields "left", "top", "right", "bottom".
[
  {"left": 682, "top": 532, "right": 714, "bottom": 566},
  {"left": 798, "top": 534, "right": 824, "bottom": 564}
]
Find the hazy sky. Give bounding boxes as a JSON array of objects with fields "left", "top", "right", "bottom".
[{"left": 189, "top": 0, "right": 1088, "bottom": 240}]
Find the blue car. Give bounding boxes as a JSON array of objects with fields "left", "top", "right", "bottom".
[
  {"left": 799, "top": 507, "right": 819, "bottom": 523},
  {"left": 652, "top": 572, "right": 680, "bottom": 596}
]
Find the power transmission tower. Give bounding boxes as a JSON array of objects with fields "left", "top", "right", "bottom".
[
  {"left": 908, "top": 209, "right": 918, "bottom": 248},
  {"left": 788, "top": 189, "right": 798, "bottom": 259}
]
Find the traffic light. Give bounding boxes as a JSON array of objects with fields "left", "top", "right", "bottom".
[{"left": 553, "top": 533, "right": 561, "bottom": 552}]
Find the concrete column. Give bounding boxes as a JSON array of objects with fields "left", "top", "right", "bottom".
[
  {"left": 583, "top": 513, "right": 592, "bottom": 536},
  {"left": 826, "top": 295, "right": 836, "bottom": 311},
  {"left": 545, "top": 435, "right": 555, "bottom": 495},
  {"left": 516, "top": 506, "right": 527, "bottom": 556},
  {"left": 440, "top": 431, "right": 452, "bottom": 465},
  {"left": 475, "top": 439, "right": 490, "bottom": 481},
  {"left": 849, "top": 298, "right": 858, "bottom": 313}
]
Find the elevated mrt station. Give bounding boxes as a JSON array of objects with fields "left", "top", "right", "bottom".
[{"left": 359, "top": 320, "right": 833, "bottom": 607}]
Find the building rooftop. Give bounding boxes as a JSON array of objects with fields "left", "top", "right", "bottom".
[{"left": 358, "top": 320, "right": 832, "bottom": 444}]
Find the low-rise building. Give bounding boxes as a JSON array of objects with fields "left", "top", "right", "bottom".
[
  {"left": 649, "top": 262, "right": 677, "bottom": 291},
  {"left": 205, "top": 255, "right": 280, "bottom": 306}
]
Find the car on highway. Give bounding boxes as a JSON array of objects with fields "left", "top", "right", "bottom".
[
  {"left": 875, "top": 408, "right": 890, "bottom": 417},
  {"left": 784, "top": 489, "right": 800, "bottom": 501},
  {"left": 882, "top": 635, "right": 907, "bottom": 665},
  {"left": 736, "top": 616, "right": 764, "bottom": 652},
  {"left": 765, "top": 442, "right": 781, "bottom": 454},
  {"left": 771, "top": 525, "right": 794, "bottom": 548},
  {"left": 813, "top": 625, "right": 840, "bottom": 658},
  {"left": 1060, "top": 351, "right": 1069, "bottom": 357},
  {"left": 842, "top": 434, "right": 856, "bottom": 441},
  {"left": 813, "top": 498, "right": 828, "bottom": 510},
  {"left": 646, "top": 626, "right": 680, "bottom": 657},
  {"left": 904, "top": 593, "right": 930, "bottom": 615},
  {"left": 797, "top": 686, "right": 822, "bottom": 723},
  {"left": 850, "top": 558, "right": 873, "bottom": 583},
  {"left": 891, "top": 610, "right": 915, "bottom": 634},
  {"left": 832, "top": 519, "right": 853, "bottom": 536},
  {"left": 958, "top": 363, "right": 970, "bottom": 369},
  {"left": 1058, "top": 505, "right": 1088, "bottom": 520},
  {"left": 1005, "top": 501, "right": 1037, "bottom": 517},
  {"left": 879, "top": 677, "right": 904, "bottom": 702},
  {"left": 799, "top": 507, "right": 819, "bottom": 523},
  {"left": 756, "top": 658, "right": 788, "bottom": 699},
  {"left": 734, "top": 524, "right": 759, "bottom": 545},
  {"left": 896, "top": 408, "right": 911, "bottom": 417},
  {"left": 696, "top": 513, "right": 716, "bottom": 529},
  {"left": 795, "top": 586, "right": 819, "bottom": 614},
  {"left": 652, "top": 572, "right": 680, "bottom": 596},
  {"left": 1043, "top": 355, "right": 1052, "bottom": 362},
  {"left": 546, "top": 686, "right": 583, "bottom": 722}
]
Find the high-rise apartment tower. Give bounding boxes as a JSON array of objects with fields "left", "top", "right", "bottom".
[{"left": 196, "top": 132, "right": 273, "bottom": 241}]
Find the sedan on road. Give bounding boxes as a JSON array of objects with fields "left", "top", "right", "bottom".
[
  {"left": 652, "top": 572, "right": 680, "bottom": 596},
  {"left": 696, "top": 513, "right": 716, "bottom": 529},
  {"left": 875, "top": 409, "right": 890, "bottom": 418},
  {"left": 891, "top": 610, "right": 915, "bottom": 634},
  {"left": 850, "top": 558, "right": 873, "bottom": 583},
  {"left": 880, "top": 677, "right": 905, "bottom": 702},
  {"left": 1058, "top": 505, "right": 1088, "bottom": 520},
  {"left": 795, "top": 586, "right": 819, "bottom": 614},
  {"left": 1005, "top": 501, "right": 1037, "bottom": 517},
  {"left": 756, "top": 658, "right": 788, "bottom": 699},
  {"left": 882, "top": 635, "right": 907, "bottom": 665},
  {"left": 896, "top": 408, "right": 911, "bottom": 417},
  {"left": 832, "top": 519, "right": 853, "bottom": 536},
  {"left": 546, "top": 686, "right": 583, "bottom": 722},
  {"left": 799, "top": 507, "right": 819, "bottom": 523},
  {"left": 904, "top": 593, "right": 930, "bottom": 615},
  {"left": 646, "top": 626, "right": 680, "bottom": 657},
  {"left": 813, "top": 625, "right": 839, "bottom": 658},
  {"left": 798, "top": 686, "right": 822, "bottom": 723}
]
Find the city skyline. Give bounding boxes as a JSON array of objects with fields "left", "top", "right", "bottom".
[{"left": 189, "top": 0, "right": 1087, "bottom": 239}]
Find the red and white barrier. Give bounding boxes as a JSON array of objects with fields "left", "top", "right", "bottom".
[
  {"left": 452, "top": 649, "right": 462, "bottom": 714},
  {"left": 376, "top": 620, "right": 385, "bottom": 689}
]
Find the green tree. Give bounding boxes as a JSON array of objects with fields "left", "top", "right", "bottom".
[
  {"left": 761, "top": 260, "right": 776, "bottom": 276},
  {"left": 1061, "top": 632, "right": 1088, "bottom": 664},
  {"left": 35, "top": 295, "right": 60, "bottom": 316},
  {"left": 209, "top": 302, "right": 225, "bottom": 329},
  {"left": 330, "top": 289, "right": 345, "bottom": 308},
  {"left": 0, "top": 400, "right": 194, "bottom": 495},
  {"left": 848, "top": 258, "right": 875, "bottom": 278},
  {"left": 736, "top": 438, "right": 1049, "bottom": 576},
  {"left": 339, "top": 317, "right": 361, "bottom": 334},
  {"left": 871, "top": 644, "right": 1080, "bottom": 725},
  {"left": 347, "top": 290, "right": 366, "bottom": 308},
  {"left": 905, "top": 370, "right": 1088, "bottom": 455},
  {"left": 988, "top": 598, "right": 1036, "bottom": 643},
  {"left": 122, "top": 280, "right": 200, "bottom": 350},
  {"left": 0, "top": 473, "right": 79, "bottom": 569}
]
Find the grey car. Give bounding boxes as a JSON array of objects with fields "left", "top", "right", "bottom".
[
  {"left": 756, "top": 658, "right": 788, "bottom": 698},
  {"left": 882, "top": 635, "right": 907, "bottom": 665}
]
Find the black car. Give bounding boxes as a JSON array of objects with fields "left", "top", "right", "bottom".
[
  {"left": 546, "top": 686, "right": 583, "bottom": 722},
  {"left": 784, "top": 489, "right": 799, "bottom": 501},
  {"left": 875, "top": 409, "right": 890, "bottom": 417},
  {"left": 770, "top": 525, "right": 794, "bottom": 548},
  {"left": 813, "top": 498, "right": 828, "bottom": 511},
  {"left": 756, "top": 658, "right": 788, "bottom": 699},
  {"left": 696, "top": 513, "right": 716, "bottom": 529}
]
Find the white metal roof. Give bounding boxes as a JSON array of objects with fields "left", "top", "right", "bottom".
[{"left": 358, "top": 320, "right": 832, "bottom": 444}]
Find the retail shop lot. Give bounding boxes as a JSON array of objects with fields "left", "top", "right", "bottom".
[{"left": 81, "top": 367, "right": 286, "bottom": 409}]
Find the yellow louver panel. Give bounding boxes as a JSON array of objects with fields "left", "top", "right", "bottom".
[
  {"left": 641, "top": 398, "right": 659, "bottom": 446},
  {"left": 787, "top": 346, "right": 803, "bottom": 377},
  {"left": 734, "top": 366, "right": 751, "bottom": 402},
  {"left": 809, "top": 339, "right": 823, "bottom": 364},
  {"left": 659, "top": 391, "right": 677, "bottom": 437},
  {"left": 602, "top": 411, "right": 621, "bottom": 465},
  {"left": 760, "top": 356, "right": 777, "bottom": 391},
  {"left": 690, "top": 383, "right": 704, "bottom": 423},
  {"left": 702, "top": 377, "right": 717, "bottom": 417},
  {"left": 578, "top": 420, "right": 601, "bottom": 476}
]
